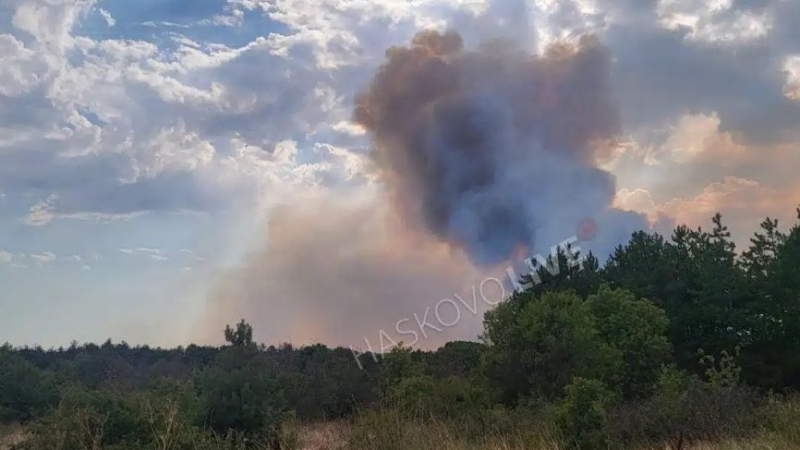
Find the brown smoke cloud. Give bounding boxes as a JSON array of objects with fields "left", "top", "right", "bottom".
[{"left": 354, "top": 30, "right": 633, "bottom": 264}]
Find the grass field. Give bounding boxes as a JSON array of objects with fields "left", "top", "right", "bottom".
[{"left": 3, "top": 414, "right": 799, "bottom": 450}]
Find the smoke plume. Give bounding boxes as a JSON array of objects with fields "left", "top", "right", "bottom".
[
  {"left": 355, "top": 30, "right": 628, "bottom": 264},
  {"left": 200, "top": 31, "right": 649, "bottom": 348}
]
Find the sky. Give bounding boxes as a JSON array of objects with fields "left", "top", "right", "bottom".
[{"left": 1, "top": 0, "right": 799, "bottom": 349}]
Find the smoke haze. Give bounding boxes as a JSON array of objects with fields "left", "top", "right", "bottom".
[{"left": 200, "top": 200, "right": 494, "bottom": 348}]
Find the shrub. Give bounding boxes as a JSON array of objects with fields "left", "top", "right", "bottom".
[
  {"left": 0, "top": 351, "right": 59, "bottom": 423},
  {"left": 587, "top": 286, "right": 672, "bottom": 398},
  {"left": 606, "top": 366, "right": 764, "bottom": 448},
  {"left": 557, "top": 378, "right": 612, "bottom": 450},
  {"left": 482, "top": 291, "right": 610, "bottom": 402},
  {"left": 195, "top": 348, "right": 287, "bottom": 441}
]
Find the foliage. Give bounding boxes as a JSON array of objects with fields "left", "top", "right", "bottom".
[
  {"left": 483, "top": 287, "right": 670, "bottom": 403},
  {"left": 195, "top": 348, "right": 287, "bottom": 440},
  {"left": 0, "top": 349, "right": 59, "bottom": 423},
  {"left": 483, "top": 290, "right": 609, "bottom": 403},
  {"left": 586, "top": 286, "right": 671, "bottom": 398},
  {"left": 224, "top": 321, "right": 254, "bottom": 348},
  {"left": 557, "top": 378, "right": 612, "bottom": 450}
]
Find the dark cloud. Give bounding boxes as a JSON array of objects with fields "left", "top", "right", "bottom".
[{"left": 609, "top": 25, "right": 800, "bottom": 146}]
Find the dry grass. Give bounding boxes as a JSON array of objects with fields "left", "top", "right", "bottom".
[
  {"left": 297, "top": 421, "right": 350, "bottom": 450},
  {"left": 333, "top": 399, "right": 800, "bottom": 450},
  {"left": 4, "top": 420, "right": 798, "bottom": 450},
  {"left": 0, "top": 424, "right": 26, "bottom": 450}
]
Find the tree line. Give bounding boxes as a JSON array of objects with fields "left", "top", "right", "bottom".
[{"left": 1, "top": 208, "right": 799, "bottom": 449}]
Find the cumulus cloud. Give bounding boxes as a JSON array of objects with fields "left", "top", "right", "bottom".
[
  {"left": 661, "top": 176, "right": 799, "bottom": 229},
  {"left": 30, "top": 251, "right": 57, "bottom": 265},
  {"left": 614, "top": 188, "right": 661, "bottom": 222},
  {"left": 656, "top": 0, "right": 772, "bottom": 44},
  {"left": 25, "top": 194, "right": 58, "bottom": 226},
  {"left": 615, "top": 177, "right": 800, "bottom": 246},
  {"left": 0, "top": 33, "right": 47, "bottom": 96},
  {"left": 660, "top": 112, "right": 724, "bottom": 163},
  {"left": 0, "top": 250, "right": 12, "bottom": 264}
]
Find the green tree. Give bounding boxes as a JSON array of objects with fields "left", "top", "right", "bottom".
[
  {"left": 738, "top": 209, "right": 800, "bottom": 387},
  {"left": 606, "top": 216, "right": 746, "bottom": 372},
  {"left": 0, "top": 349, "right": 59, "bottom": 423},
  {"left": 196, "top": 322, "right": 287, "bottom": 440},
  {"left": 224, "top": 320, "right": 254, "bottom": 348},
  {"left": 483, "top": 290, "right": 614, "bottom": 402},
  {"left": 195, "top": 362, "right": 286, "bottom": 438},
  {"left": 587, "top": 286, "right": 672, "bottom": 398}
]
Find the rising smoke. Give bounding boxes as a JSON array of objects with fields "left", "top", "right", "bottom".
[
  {"left": 201, "top": 31, "right": 649, "bottom": 347},
  {"left": 199, "top": 200, "right": 492, "bottom": 348},
  {"left": 355, "top": 30, "right": 632, "bottom": 264}
]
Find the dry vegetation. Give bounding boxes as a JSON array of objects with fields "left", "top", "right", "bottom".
[
  {"left": 0, "top": 424, "right": 25, "bottom": 450},
  {"left": 3, "top": 404, "right": 800, "bottom": 450},
  {"left": 318, "top": 398, "right": 800, "bottom": 450}
]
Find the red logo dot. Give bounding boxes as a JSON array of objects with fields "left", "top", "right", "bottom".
[{"left": 576, "top": 217, "right": 598, "bottom": 242}]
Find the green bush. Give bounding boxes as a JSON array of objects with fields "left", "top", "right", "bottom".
[
  {"left": 195, "top": 346, "right": 287, "bottom": 441},
  {"left": 483, "top": 290, "right": 611, "bottom": 402},
  {"left": 587, "top": 286, "right": 672, "bottom": 398},
  {"left": 606, "top": 366, "right": 764, "bottom": 447},
  {"left": 483, "top": 287, "right": 671, "bottom": 404},
  {"left": 557, "top": 378, "right": 612, "bottom": 450},
  {"left": 0, "top": 350, "right": 59, "bottom": 423}
]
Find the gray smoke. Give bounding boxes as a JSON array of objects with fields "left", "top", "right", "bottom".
[{"left": 355, "top": 30, "right": 628, "bottom": 264}]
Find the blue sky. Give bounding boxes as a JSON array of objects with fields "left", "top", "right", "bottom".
[{"left": 1, "top": 0, "right": 800, "bottom": 348}]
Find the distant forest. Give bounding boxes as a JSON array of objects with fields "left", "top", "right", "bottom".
[{"left": 2, "top": 209, "right": 800, "bottom": 450}]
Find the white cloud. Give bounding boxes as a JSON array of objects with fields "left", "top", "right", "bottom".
[
  {"left": 117, "top": 247, "right": 170, "bottom": 262},
  {"left": 122, "top": 122, "right": 217, "bottom": 183},
  {"left": 783, "top": 55, "right": 800, "bottom": 101},
  {"left": 259, "top": 0, "right": 491, "bottom": 69},
  {"left": 614, "top": 188, "right": 660, "bottom": 223},
  {"left": 0, "top": 250, "right": 12, "bottom": 264},
  {"left": 0, "top": 33, "right": 47, "bottom": 96},
  {"left": 660, "top": 112, "right": 721, "bottom": 164},
  {"left": 25, "top": 194, "right": 143, "bottom": 226},
  {"left": 26, "top": 194, "right": 58, "bottom": 227},
  {"left": 657, "top": 0, "right": 771, "bottom": 44},
  {"left": 99, "top": 8, "right": 115, "bottom": 27},
  {"left": 30, "top": 252, "right": 57, "bottom": 265},
  {"left": 136, "top": 247, "right": 162, "bottom": 254},
  {"left": 11, "top": 0, "right": 96, "bottom": 50},
  {"left": 314, "top": 143, "right": 372, "bottom": 181},
  {"left": 331, "top": 121, "right": 366, "bottom": 136},
  {"left": 614, "top": 177, "right": 800, "bottom": 245}
]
